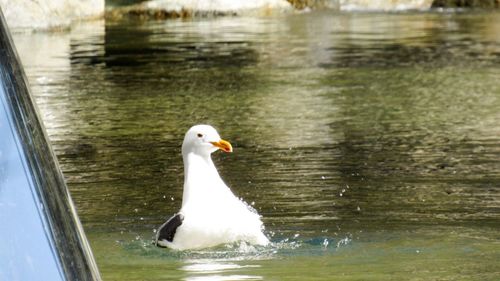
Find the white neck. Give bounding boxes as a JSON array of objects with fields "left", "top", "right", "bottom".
[{"left": 181, "top": 152, "right": 225, "bottom": 208}]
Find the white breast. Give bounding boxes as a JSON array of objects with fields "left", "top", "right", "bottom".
[{"left": 168, "top": 152, "right": 268, "bottom": 250}]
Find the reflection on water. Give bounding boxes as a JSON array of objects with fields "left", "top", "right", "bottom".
[
  {"left": 13, "top": 10, "right": 500, "bottom": 281},
  {"left": 182, "top": 261, "right": 262, "bottom": 281}
]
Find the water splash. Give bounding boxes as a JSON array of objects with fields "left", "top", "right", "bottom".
[{"left": 119, "top": 232, "right": 353, "bottom": 261}]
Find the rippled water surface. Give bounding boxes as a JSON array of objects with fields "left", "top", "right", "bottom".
[{"left": 14, "top": 11, "right": 500, "bottom": 280}]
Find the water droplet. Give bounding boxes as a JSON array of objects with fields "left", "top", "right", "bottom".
[
  {"left": 336, "top": 237, "right": 351, "bottom": 248},
  {"left": 170, "top": 197, "right": 175, "bottom": 201}
]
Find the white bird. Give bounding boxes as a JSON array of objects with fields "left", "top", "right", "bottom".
[{"left": 155, "top": 125, "right": 269, "bottom": 250}]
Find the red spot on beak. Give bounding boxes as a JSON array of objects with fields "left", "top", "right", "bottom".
[{"left": 210, "top": 139, "right": 233, "bottom": 153}]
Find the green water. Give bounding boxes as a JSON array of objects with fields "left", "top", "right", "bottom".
[{"left": 14, "top": 10, "right": 500, "bottom": 280}]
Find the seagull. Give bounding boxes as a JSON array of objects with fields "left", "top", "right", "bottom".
[{"left": 155, "top": 125, "right": 269, "bottom": 250}]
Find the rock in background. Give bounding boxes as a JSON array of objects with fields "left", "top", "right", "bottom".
[
  {"left": 337, "top": 0, "right": 434, "bottom": 10},
  {"left": 288, "top": 0, "right": 499, "bottom": 9},
  {"left": 106, "top": 0, "right": 292, "bottom": 20},
  {"left": 2, "top": 0, "right": 498, "bottom": 31},
  {"left": 0, "top": 0, "right": 104, "bottom": 30},
  {"left": 431, "top": 0, "right": 499, "bottom": 8}
]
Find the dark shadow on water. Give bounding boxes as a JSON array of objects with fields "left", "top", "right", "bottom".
[{"left": 70, "top": 23, "right": 259, "bottom": 69}]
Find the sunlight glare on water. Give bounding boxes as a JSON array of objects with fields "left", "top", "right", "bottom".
[{"left": 13, "top": 10, "right": 500, "bottom": 281}]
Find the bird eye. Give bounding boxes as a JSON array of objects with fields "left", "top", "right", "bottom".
[{"left": 197, "top": 133, "right": 203, "bottom": 138}]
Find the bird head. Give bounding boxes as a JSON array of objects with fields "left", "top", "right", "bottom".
[{"left": 182, "top": 125, "right": 233, "bottom": 157}]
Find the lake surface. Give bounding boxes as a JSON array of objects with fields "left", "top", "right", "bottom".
[{"left": 14, "top": 10, "right": 500, "bottom": 280}]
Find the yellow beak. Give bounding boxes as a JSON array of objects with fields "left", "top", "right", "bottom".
[{"left": 210, "top": 139, "right": 233, "bottom": 153}]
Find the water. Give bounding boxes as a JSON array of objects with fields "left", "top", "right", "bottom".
[{"left": 13, "top": 10, "right": 500, "bottom": 280}]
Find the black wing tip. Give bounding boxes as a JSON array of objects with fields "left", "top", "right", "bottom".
[{"left": 155, "top": 213, "right": 183, "bottom": 247}]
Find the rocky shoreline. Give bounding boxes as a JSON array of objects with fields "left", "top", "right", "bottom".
[
  {"left": 2, "top": 0, "right": 499, "bottom": 31},
  {"left": 431, "top": 0, "right": 499, "bottom": 8}
]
